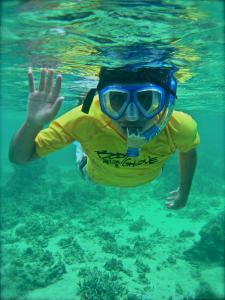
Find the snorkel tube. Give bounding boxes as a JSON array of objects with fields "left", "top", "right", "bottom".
[{"left": 126, "top": 67, "right": 178, "bottom": 157}]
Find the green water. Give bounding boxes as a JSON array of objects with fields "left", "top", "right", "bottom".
[{"left": 1, "top": 0, "right": 224, "bottom": 299}]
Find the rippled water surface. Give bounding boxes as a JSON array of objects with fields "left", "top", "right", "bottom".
[{"left": 1, "top": 0, "right": 224, "bottom": 112}]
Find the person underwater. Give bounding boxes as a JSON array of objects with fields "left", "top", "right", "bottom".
[{"left": 9, "top": 64, "right": 200, "bottom": 210}]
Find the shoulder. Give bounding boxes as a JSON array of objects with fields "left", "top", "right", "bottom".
[
  {"left": 54, "top": 105, "right": 84, "bottom": 125},
  {"left": 167, "top": 110, "right": 200, "bottom": 152},
  {"left": 50, "top": 98, "right": 108, "bottom": 141},
  {"left": 55, "top": 96, "right": 107, "bottom": 128},
  {"left": 168, "top": 110, "right": 198, "bottom": 135}
]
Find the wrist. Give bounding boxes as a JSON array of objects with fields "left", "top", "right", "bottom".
[
  {"left": 25, "top": 118, "right": 44, "bottom": 129},
  {"left": 179, "top": 188, "right": 189, "bottom": 201}
]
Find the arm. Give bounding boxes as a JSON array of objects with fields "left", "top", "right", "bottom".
[
  {"left": 9, "top": 68, "right": 64, "bottom": 164},
  {"left": 166, "top": 147, "right": 197, "bottom": 209},
  {"left": 9, "top": 120, "right": 43, "bottom": 164},
  {"left": 179, "top": 147, "right": 197, "bottom": 201}
]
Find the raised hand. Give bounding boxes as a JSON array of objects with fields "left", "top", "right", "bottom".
[{"left": 27, "top": 68, "right": 64, "bottom": 126}]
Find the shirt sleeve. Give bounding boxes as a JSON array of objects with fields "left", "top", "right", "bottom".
[
  {"left": 169, "top": 111, "right": 200, "bottom": 153},
  {"left": 34, "top": 119, "right": 74, "bottom": 157}
]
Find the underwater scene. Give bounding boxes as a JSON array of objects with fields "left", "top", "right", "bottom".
[{"left": 1, "top": 0, "right": 224, "bottom": 300}]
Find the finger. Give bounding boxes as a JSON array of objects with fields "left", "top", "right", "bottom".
[
  {"left": 51, "top": 96, "right": 64, "bottom": 115},
  {"left": 166, "top": 202, "right": 176, "bottom": 208},
  {"left": 166, "top": 199, "right": 174, "bottom": 204},
  {"left": 165, "top": 203, "right": 174, "bottom": 208},
  {"left": 46, "top": 69, "right": 54, "bottom": 94},
  {"left": 169, "top": 190, "right": 178, "bottom": 195},
  {"left": 28, "top": 67, "right": 35, "bottom": 93},
  {"left": 51, "top": 74, "right": 62, "bottom": 101},
  {"left": 167, "top": 196, "right": 175, "bottom": 201},
  {"left": 39, "top": 68, "right": 47, "bottom": 91}
]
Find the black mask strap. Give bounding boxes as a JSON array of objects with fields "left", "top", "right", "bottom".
[{"left": 81, "top": 88, "right": 97, "bottom": 114}]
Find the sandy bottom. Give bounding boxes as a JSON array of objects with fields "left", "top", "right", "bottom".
[{"left": 1, "top": 163, "right": 224, "bottom": 300}]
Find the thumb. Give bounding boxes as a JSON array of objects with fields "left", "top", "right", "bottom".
[{"left": 51, "top": 96, "right": 64, "bottom": 115}]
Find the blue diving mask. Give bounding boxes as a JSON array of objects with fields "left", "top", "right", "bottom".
[{"left": 98, "top": 83, "right": 166, "bottom": 121}]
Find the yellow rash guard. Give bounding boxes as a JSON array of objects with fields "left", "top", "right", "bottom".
[{"left": 35, "top": 96, "right": 200, "bottom": 187}]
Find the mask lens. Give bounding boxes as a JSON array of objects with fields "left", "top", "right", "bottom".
[
  {"left": 109, "top": 91, "right": 128, "bottom": 112},
  {"left": 136, "top": 90, "right": 162, "bottom": 116},
  {"left": 102, "top": 90, "right": 129, "bottom": 118}
]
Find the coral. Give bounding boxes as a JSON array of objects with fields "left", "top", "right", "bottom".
[
  {"left": 183, "top": 281, "right": 219, "bottom": 300},
  {"left": 57, "top": 236, "right": 85, "bottom": 264},
  {"left": 135, "top": 259, "right": 151, "bottom": 274},
  {"left": 129, "top": 216, "right": 149, "bottom": 232},
  {"left": 102, "top": 240, "right": 121, "bottom": 255},
  {"left": 16, "top": 215, "right": 59, "bottom": 239},
  {"left": 130, "top": 236, "right": 153, "bottom": 257},
  {"left": 1, "top": 245, "right": 66, "bottom": 295},
  {"left": 97, "top": 229, "right": 117, "bottom": 242},
  {"left": 178, "top": 230, "right": 195, "bottom": 239},
  {"left": 77, "top": 267, "right": 126, "bottom": 300},
  {"left": 127, "top": 293, "right": 151, "bottom": 300},
  {"left": 104, "top": 257, "right": 131, "bottom": 276},
  {"left": 104, "top": 258, "right": 124, "bottom": 272},
  {"left": 183, "top": 212, "right": 224, "bottom": 265}
]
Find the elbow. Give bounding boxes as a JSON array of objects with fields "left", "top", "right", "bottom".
[
  {"left": 8, "top": 150, "right": 29, "bottom": 165},
  {"left": 180, "top": 147, "right": 197, "bottom": 156},
  {"left": 9, "top": 155, "right": 28, "bottom": 165}
]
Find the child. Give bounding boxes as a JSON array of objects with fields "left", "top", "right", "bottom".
[{"left": 9, "top": 64, "right": 200, "bottom": 210}]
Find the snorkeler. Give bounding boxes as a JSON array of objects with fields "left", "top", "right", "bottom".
[{"left": 9, "top": 64, "right": 200, "bottom": 210}]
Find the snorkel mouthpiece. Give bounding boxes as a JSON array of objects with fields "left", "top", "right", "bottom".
[{"left": 126, "top": 128, "right": 147, "bottom": 157}]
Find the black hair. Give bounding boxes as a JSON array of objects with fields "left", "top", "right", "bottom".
[
  {"left": 81, "top": 65, "right": 177, "bottom": 114},
  {"left": 97, "top": 66, "right": 177, "bottom": 97}
]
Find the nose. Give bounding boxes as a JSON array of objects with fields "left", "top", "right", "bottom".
[{"left": 125, "top": 102, "right": 139, "bottom": 121}]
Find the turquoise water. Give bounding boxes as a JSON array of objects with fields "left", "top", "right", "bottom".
[{"left": 1, "top": 1, "right": 224, "bottom": 299}]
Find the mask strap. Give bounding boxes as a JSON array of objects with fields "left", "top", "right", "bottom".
[
  {"left": 81, "top": 88, "right": 97, "bottom": 114},
  {"left": 146, "top": 71, "right": 177, "bottom": 99}
]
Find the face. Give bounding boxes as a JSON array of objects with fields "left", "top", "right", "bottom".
[
  {"left": 109, "top": 82, "right": 157, "bottom": 137},
  {"left": 112, "top": 111, "right": 147, "bottom": 135}
]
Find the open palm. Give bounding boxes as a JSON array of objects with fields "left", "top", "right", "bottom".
[{"left": 27, "top": 68, "right": 64, "bottom": 126}]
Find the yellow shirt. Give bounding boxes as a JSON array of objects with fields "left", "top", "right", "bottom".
[{"left": 35, "top": 97, "right": 200, "bottom": 187}]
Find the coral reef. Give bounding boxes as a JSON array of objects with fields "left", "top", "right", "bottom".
[
  {"left": 178, "top": 230, "right": 195, "bottom": 239},
  {"left": 127, "top": 293, "right": 151, "bottom": 300},
  {"left": 130, "top": 235, "right": 154, "bottom": 258},
  {"left": 96, "top": 229, "right": 117, "bottom": 242},
  {"left": 183, "top": 212, "right": 224, "bottom": 265},
  {"left": 104, "top": 257, "right": 131, "bottom": 276},
  {"left": 183, "top": 281, "right": 219, "bottom": 300},
  {"left": 15, "top": 215, "right": 60, "bottom": 244},
  {"left": 57, "top": 236, "right": 85, "bottom": 264},
  {"left": 1, "top": 245, "right": 66, "bottom": 295},
  {"left": 104, "top": 257, "right": 124, "bottom": 272},
  {"left": 1, "top": 152, "right": 223, "bottom": 300},
  {"left": 129, "top": 216, "right": 149, "bottom": 232},
  {"left": 135, "top": 259, "right": 151, "bottom": 274},
  {"left": 77, "top": 267, "right": 126, "bottom": 300}
]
